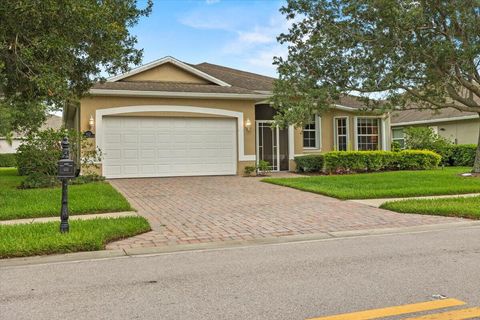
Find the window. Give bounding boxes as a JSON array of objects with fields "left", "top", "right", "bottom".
[
  {"left": 356, "top": 118, "right": 381, "bottom": 151},
  {"left": 334, "top": 117, "right": 348, "bottom": 151},
  {"left": 392, "top": 128, "right": 405, "bottom": 149},
  {"left": 303, "top": 115, "right": 321, "bottom": 149}
]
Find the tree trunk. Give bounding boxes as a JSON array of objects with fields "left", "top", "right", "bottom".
[{"left": 474, "top": 116, "right": 480, "bottom": 173}]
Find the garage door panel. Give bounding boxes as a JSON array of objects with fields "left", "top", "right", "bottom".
[{"left": 102, "top": 116, "right": 237, "bottom": 178}]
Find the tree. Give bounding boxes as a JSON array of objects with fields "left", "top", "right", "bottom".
[
  {"left": 272, "top": 0, "right": 480, "bottom": 172},
  {"left": 0, "top": 0, "right": 152, "bottom": 135}
]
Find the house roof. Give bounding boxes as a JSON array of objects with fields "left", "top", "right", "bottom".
[
  {"left": 90, "top": 56, "right": 383, "bottom": 110},
  {"left": 391, "top": 108, "right": 479, "bottom": 126},
  {"left": 107, "top": 56, "right": 231, "bottom": 87},
  {"left": 192, "top": 62, "right": 275, "bottom": 92},
  {"left": 93, "top": 81, "right": 256, "bottom": 94}
]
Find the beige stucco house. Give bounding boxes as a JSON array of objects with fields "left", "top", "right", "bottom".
[
  {"left": 64, "top": 56, "right": 390, "bottom": 178},
  {"left": 391, "top": 108, "right": 480, "bottom": 147}
]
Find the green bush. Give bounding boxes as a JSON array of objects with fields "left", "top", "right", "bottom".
[
  {"left": 0, "top": 154, "right": 16, "bottom": 167},
  {"left": 397, "top": 150, "right": 441, "bottom": 170},
  {"left": 16, "top": 129, "right": 80, "bottom": 176},
  {"left": 257, "top": 160, "right": 271, "bottom": 176},
  {"left": 404, "top": 127, "right": 452, "bottom": 165},
  {"left": 70, "top": 174, "right": 105, "bottom": 185},
  {"left": 449, "top": 144, "right": 476, "bottom": 166},
  {"left": 294, "top": 154, "right": 324, "bottom": 172},
  {"left": 324, "top": 151, "right": 398, "bottom": 173},
  {"left": 243, "top": 166, "right": 256, "bottom": 177},
  {"left": 19, "top": 173, "right": 60, "bottom": 189},
  {"left": 324, "top": 150, "right": 440, "bottom": 173}
]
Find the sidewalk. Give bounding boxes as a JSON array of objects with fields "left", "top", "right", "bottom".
[
  {"left": 0, "top": 211, "right": 138, "bottom": 226},
  {"left": 349, "top": 193, "right": 480, "bottom": 208}
]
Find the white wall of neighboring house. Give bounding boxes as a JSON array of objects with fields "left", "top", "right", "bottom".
[
  {"left": 392, "top": 118, "right": 480, "bottom": 147},
  {"left": 432, "top": 119, "right": 480, "bottom": 144},
  {"left": 0, "top": 138, "right": 21, "bottom": 154}
]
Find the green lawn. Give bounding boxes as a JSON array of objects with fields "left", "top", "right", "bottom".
[
  {"left": 263, "top": 167, "right": 480, "bottom": 200},
  {"left": 0, "top": 217, "right": 150, "bottom": 258},
  {"left": 0, "top": 168, "right": 132, "bottom": 220},
  {"left": 380, "top": 196, "right": 480, "bottom": 219}
]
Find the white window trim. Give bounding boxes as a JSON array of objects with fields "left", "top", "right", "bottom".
[
  {"left": 354, "top": 116, "right": 387, "bottom": 151},
  {"left": 303, "top": 115, "right": 322, "bottom": 150},
  {"left": 392, "top": 127, "right": 405, "bottom": 146},
  {"left": 333, "top": 116, "right": 349, "bottom": 151}
]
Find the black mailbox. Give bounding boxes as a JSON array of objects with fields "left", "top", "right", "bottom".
[{"left": 58, "top": 159, "right": 75, "bottom": 179}]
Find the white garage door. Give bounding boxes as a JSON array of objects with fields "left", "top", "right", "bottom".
[{"left": 102, "top": 117, "right": 237, "bottom": 178}]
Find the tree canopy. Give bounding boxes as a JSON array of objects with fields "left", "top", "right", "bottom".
[
  {"left": 0, "top": 0, "right": 152, "bottom": 136},
  {"left": 273, "top": 0, "right": 480, "bottom": 171}
]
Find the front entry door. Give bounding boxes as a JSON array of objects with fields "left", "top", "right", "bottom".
[{"left": 256, "top": 121, "right": 289, "bottom": 171}]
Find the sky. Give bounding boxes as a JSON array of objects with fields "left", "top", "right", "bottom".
[{"left": 130, "top": 0, "right": 288, "bottom": 77}]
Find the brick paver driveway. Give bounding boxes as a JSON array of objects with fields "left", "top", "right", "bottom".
[{"left": 107, "top": 174, "right": 459, "bottom": 250}]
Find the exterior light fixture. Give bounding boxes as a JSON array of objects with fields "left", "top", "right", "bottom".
[
  {"left": 88, "top": 115, "right": 95, "bottom": 131},
  {"left": 245, "top": 118, "right": 252, "bottom": 131}
]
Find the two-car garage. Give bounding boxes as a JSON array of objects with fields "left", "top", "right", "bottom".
[{"left": 102, "top": 116, "right": 237, "bottom": 179}]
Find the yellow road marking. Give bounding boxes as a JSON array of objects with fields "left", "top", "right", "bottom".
[
  {"left": 307, "top": 298, "right": 466, "bottom": 320},
  {"left": 404, "top": 307, "right": 480, "bottom": 319}
]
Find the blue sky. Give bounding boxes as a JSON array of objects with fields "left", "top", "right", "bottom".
[{"left": 131, "top": 0, "right": 288, "bottom": 77}]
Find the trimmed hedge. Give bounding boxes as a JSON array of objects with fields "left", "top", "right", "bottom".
[
  {"left": 324, "top": 151, "right": 398, "bottom": 173},
  {"left": 449, "top": 144, "right": 476, "bottom": 167},
  {"left": 294, "top": 154, "right": 324, "bottom": 172},
  {"left": 0, "top": 154, "right": 16, "bottom": 167},
  {"left": 397, "top": 150, "right": 441, "bottom": 170},
  {"left": 323, "top": 150, "right": 441, "bottom": 173}
]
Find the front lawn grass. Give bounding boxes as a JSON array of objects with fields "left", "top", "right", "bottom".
[
  {"left": 380, "top": 196, "right": 480, "bottom": 219},
  {"left": 0, "top": 168, "right": 132, "bottom": 220},
  {"left": 263, "top": 167, "right": 480, "bottom": 200},
  {"left": 0, "top": 217, "right": 150, "bottom": 258}
]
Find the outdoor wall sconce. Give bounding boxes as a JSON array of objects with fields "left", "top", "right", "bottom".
[
  {"left": 83, "top": 115, "right": 96, "bottom": 138},
  {"left": 245, "top": 118, "right": 252, "bottom": 131},
  {"left": 88, "top": 115, "right": 95, "bottom": 131}
]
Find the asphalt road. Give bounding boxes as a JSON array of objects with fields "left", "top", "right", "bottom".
[{"left": 2, "top": 225, "right": 480, "bottom": 320}]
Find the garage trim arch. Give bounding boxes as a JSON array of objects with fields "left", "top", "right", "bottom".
[{"left": 95, "top": 105, "right": 254, "bottom": 163}]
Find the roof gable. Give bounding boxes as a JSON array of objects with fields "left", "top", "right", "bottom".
[{"left": 107, "top": 56, "right": 231, "bottom": 87}]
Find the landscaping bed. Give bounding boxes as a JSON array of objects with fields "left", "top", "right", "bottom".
[
  {"left": 0, "top": 168, "right": 132, "bottom": 220},
  {"left": 263, "top": 167, "right": 480, "bottom": 200},
  {"left": 0, "top": 217, "right": 150, "bottom": 258},
  {"left": 381, "top": 196, "right": 480, "bottom": 220}
]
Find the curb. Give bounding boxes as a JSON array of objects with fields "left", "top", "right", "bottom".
[
  {"left": 2, "top": 220, "right": 480, "bottom": 268},
  {"left": 0, "top": 211, "right": 139, "bottom": 226}
]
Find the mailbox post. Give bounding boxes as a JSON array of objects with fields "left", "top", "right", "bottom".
[{"left": 58, "top": 137, "right": 75, "bottom": 233}]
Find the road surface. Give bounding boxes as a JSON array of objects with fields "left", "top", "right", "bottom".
[{"left": 2, "top": 225, "right": 480, "bottom": 319}]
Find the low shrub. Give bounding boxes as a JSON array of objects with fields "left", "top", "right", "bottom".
[
  {"left": 404, "top": 127, "right": 452, "bottom": 165},
  {"left": 16, "top": 129, "right": 80, "bottom": 176},
  {"left": 243, "top": 166, "right": 256, "bottom": 177},
  {"left": 0, "top": 154, "right": 16, "bottom": 167},
  {"left": 449, "top": 144, "right": 476, "bottom": 166},
  {"left": 324, "top": 151, "right": 398, "bottom": 173},
  {"left": 70, "top": 174, "right": 105, "bottom": 185},
  {"left": 19, "top": 173, "right": 60, "bottom": 189},
  {"left": 257, "top": 160, "right": 271, "bottom": 176},
  {"left": 294, "top": 154, "right": 324, "bottom": 173},
  {"left": 324, "top": 150, "right": 441, "bottom": 173},
  {"left": 397, "top": 150, "right": 441, "bottom": 170}
]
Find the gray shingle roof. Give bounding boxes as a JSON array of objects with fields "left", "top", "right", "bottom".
[
  {"left": 391, "top": 108, "right": 479, "bottom": 124},
  {"left": 93, "top": 81, "right": 257, "bottom": 94},
  {"left": 192, "top": 63, "right": 275, "bottom": 92}
]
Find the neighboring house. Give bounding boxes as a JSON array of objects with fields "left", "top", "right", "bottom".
[
  {"left": 0, "top": 115, "right": 63, "bottom": 154},
  {"left": 391, "top": 108, "right": 480, "bottom": 147},
  {"left": 64, "top": 56, "right": 390, "bottom": 179}
]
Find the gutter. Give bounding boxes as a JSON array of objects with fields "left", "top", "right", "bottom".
[
  {"left": 391, "top": 114, "right": 479, "bottom": 126},
  {"left": 88, "top": 89, "right": 271, "bottom": 101}
]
